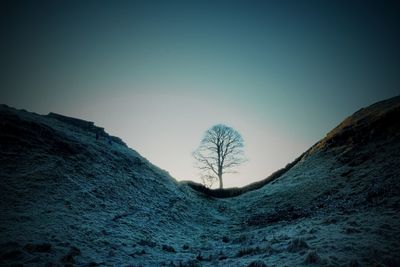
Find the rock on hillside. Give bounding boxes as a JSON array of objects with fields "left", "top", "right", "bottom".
[{"left": 1, "top": 96, "right": 400, "bottom": 266}]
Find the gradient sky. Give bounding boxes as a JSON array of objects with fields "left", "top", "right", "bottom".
[{"left": 1, "top": 0, "right": 400, "bottom": 187}]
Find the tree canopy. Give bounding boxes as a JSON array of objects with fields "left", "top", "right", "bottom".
[{"left": 193, "top": 124, "right": 246, "bottom": 189}]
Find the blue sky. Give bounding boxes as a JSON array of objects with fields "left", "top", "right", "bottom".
[{"left": 1, "top": 0, "right": 399, "bottom": 187}]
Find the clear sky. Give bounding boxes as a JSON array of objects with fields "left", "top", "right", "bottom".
[{"left": 1, "top": 0, "right": 400, "bottom": 187}]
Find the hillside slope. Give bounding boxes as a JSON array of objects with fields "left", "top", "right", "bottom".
[
  {"left": 1, "top": 96, "right": 400, "bottom": 266},
  {"left": 225, "top": 96, "right": 400, "bottom": 266},
  {"left": 0, "top": 105, "right": 227, "bottom": 266}
]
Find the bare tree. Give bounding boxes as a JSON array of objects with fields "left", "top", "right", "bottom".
[{"left": 193, "top": 124, "right": 246, "bottom": 189}]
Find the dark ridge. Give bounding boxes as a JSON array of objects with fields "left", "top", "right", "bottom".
[
  {"left": 48, "top": 112, "right": 99, "bottom": 131},
  {"left": 182, "top": 151, "right": 306, "bottom": 198},
  {"left": 47, "top": 112, "right": 126, "bottom": 146},
  {"left": 308, "top": 95, "right": 400, "bottom": 154}
]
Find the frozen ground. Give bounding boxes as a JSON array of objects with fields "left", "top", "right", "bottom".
[{"left": 0, "top": 96, "right": 399, "bottom": 266}]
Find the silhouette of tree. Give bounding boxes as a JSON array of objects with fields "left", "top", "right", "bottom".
[{"left": 193, "top": 124, "right": 246, "bottom": 189}]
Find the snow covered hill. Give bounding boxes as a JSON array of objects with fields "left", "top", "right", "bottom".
[{"left": 0, "top": 96, "right": 399, "bottom": 266}]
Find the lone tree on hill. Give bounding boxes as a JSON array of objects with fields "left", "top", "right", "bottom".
[{"left": 193, "top": 124, "right": 246, "bottom": 189}]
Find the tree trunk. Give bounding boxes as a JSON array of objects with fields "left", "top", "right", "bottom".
[{"left": 218, "top": 173, "right": 223, "bottom": 189}]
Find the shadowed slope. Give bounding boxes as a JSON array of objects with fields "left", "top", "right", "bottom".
[
  {"left": 308, "top": 95, "right": 400, "bottom": 153},
  {"left": 0, "top": 104, "right": 227, "bottom": 266},
  {"left": 226, "top": 96, "right": 400, "bottom": 266}
]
